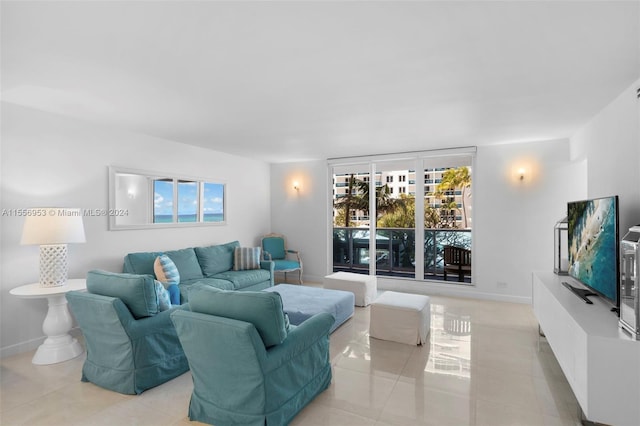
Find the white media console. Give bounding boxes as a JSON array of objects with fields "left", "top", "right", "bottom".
[{"left": 532, "top": 272, "right": 640, "bottom": 425}]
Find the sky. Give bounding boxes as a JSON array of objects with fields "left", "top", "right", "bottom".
[{"left": 154, "top": 181, "right": 224, "bottom": 217}]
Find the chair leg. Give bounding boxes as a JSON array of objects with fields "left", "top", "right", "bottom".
[{"left": 298, "top": 269, "right": 302, "bottom": 285}]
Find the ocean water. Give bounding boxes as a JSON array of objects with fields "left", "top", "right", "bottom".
[{"left": 154, "top": 214, "right": 224, "bottom": 223}]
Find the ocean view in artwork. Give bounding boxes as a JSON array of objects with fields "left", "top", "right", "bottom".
[
  {"left": 155, "top": 213, "right": 224, "bottom": 223},
  {"left": 568, "top": 197, "right": 617, "bottom": 302}
]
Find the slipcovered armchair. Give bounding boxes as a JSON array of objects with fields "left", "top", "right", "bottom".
[
  {"left": 261, "top": 233, "right": 303, "bottom": 284},
  {"left": 66, "top": 270, "right": 189, "bottom": 395},
  {"left": 170, "top": 285, "right": 333, "bottom": 426}
]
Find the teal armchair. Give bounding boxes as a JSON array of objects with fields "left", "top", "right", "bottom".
[
  {"left": 261, "top": 233, "right": 303, "bottom": 284},
  {"left": 66, "top": 270, "right": 189, "bottom": 395},
  {"left": 170, "top": 285, "right": 333, "bottom": 426}
]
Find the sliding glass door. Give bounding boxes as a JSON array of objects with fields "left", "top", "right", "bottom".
[
  {"left": 330, "top": 148, "right": 474, "bottom": 285},
  {"left": 374, "top": 160, "right": 416, "bottom": 278},
  {"left": 332, "top": 163, "right": 372, "bottom": 275},
  {"left": 423, "top": 155, "right": 473, "bottom": 282}
]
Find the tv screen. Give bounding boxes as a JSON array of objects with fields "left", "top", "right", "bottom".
[{"left": 567, "top": 195, "right": 619, "bottom": 305}]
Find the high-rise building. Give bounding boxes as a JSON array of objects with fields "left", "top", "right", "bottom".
[{"left": 332, "top": 167, "right": 472, "bottom": 228}]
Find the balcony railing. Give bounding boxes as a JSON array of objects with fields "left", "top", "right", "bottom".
[{"left": 332, "top": 227, "right": 472, "bottom": 283}]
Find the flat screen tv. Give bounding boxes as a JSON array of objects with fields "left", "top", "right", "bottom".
[{"left": 566, "top": 195, "right": 619, "bottom": 308}]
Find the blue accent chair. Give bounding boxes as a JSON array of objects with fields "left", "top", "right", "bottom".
[
  {"left": 66, "top": 270, "right": 189, "bottom": 395},
  {"left": 170, "top": 285, "right": 333, "bottom": 426},
  {"left": 261, "top": 233, "right": 303, "bottom": 284}
]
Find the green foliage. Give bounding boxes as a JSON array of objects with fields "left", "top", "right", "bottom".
[
  {"left": 334, "top": 174, "right": 406, "bottom": 227},
  {"left": 334, "top": 166, "right": 471, "bottom": 229},
  {"left": 434, "top": 166, "right": 472, "bottom": 229}
]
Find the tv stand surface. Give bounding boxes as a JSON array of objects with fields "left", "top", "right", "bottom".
[
  {"left": 561, "top": 281, "right": 597, "bottom": 304},
  {"left": 533, "top": 272, "right": 640, "bottom": 426}
]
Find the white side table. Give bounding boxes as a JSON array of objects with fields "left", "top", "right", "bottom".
[{"left": 10, "top": 279, "right": 86, "bottom": 365}]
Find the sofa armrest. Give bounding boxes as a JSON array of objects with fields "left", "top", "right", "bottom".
[
  {"left": 260, "top": 260, "right": 275, "bottom": 286},
  {"left": 124, "top": 304, "right": 188, "bottom": 340},
  {"left": 262, "top": 312, "right": 333, "bottom": 373}
]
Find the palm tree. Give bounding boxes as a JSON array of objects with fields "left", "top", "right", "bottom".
[
  {"left": 334, "top": 174, "right": 358, "bottom": 227},
  {"left": 437, "top": 167, "right": 472, "bottom": 228},
  {"left": 424, "top": 205, "right": 441, "bottom": 228},
  {"left": 378, "top": 194, "right": 441, "bottom": 229},
  {"left": 335, "top": 176, "right": 406, "bottom": 227},
  {"left": 440, "top": 199, "right": 460, "bottom": 228},
  {"left": 378, "top": 194, "right": 415, "bottom": 228},
  {"left": 354, "top": 179, "right": 405, "bottom": 221}
]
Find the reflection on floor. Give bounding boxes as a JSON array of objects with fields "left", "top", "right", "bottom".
[{"left": 1, "top": 288, "right": 580, "bottom": 425}]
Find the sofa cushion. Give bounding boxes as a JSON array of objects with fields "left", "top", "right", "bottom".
[
  {"left": 212, "top": 269, "right": 271, "bottom": 290},
  {"left": 233, "top": 247, "right": 261, "bottom": 271},
  {"left": 154, "top": 255, "right": 180, "bottom": 285},
  {"left": 178, "top": 278, "right": 235, "bottom": 303},
  {"left": 164, "top": 248, "right": 204, "bottom": 281},
  {"left": 86, "top": 270, "right": 159, "bottom": 319},
  {"left": 124, "top": 251, "right": 162, "bottom": 276},
  {"left": 195, "top": 241, "right": 240, "bottom": 276},
  {"left": 124, "top": 248, "right": 203, "bottom": 282},
  {"left": 188, "top": 284, "right": 288, "bottom": 347}
]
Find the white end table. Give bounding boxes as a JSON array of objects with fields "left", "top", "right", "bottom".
[{"left": 10, "top": 279, "right": 86, "bottom": 365}]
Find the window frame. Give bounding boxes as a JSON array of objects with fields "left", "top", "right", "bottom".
[
  {"left": 327, "top": 147, "right": 476, "bottom": 283},
  {"left": 109, "top": 166, "right": 226, "bottom": 230}
]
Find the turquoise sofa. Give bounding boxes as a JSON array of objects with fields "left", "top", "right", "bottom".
[
  {"left": 171, "top": 285, "right": 333, "bottom": 425},
  {"left": 123, "top": 241, "right": 274, "bottom": 303},
  {"left": 66, "top": 270, "right": 190, "bottom": 395}
]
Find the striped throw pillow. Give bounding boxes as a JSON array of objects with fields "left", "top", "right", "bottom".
[
  {"left": 233, "top": 247, "right": 261, "bottom": 271},
  {"left": 154, "top": 255, "right": 180, "bottom": 286},
  {"left": 154, "top": 280, "right": 172, "bottom": 311}
]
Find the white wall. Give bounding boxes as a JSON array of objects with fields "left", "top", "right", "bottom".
[
  {"left": 270, "top": 161, "right": 329, "bottom": 282},
  {"left": 0, "top": 103, "right": 272, "bottom": 357},
  {"left": 270, "top": 140, "right": 586, "bottom": 303},
  {"left": 571, "top": 78, "right": 640, "bottom": 233},
  {"left": 471, "top": 140, "right": 586, "bottom": 301}
]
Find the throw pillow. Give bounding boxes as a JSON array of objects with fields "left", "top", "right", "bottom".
[
  {"left": 166, "top": 283, "right": 180, "bottom": 305},
  {"left": 154, "top": 255, "right": 180, "bottom": 285},
  {"left": 155, "top": 280, "right": 172, "bottom": 311},
  {"left": 233, "top": 247, "right": 261, "bottom": 271}
]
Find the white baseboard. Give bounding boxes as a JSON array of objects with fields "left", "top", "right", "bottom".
[
  {"left": 0, "top": 327, "right": 83, "bottom": 359},
  {"left": 376, "top": 277, "right": 532, "bottom": 305},
  {"left": 0, "top": 336, "right": 44, "bottom": 359}
]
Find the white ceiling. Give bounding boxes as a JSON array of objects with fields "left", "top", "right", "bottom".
[{"left": 2, "top": 1, "right": 638, "bottom": 163}]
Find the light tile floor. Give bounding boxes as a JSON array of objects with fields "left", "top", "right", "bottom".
[{"left": 0, "top": 290, "right": 581, "bottom": 426}]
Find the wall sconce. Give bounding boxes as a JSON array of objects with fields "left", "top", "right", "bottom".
[
  {"left": 510, "top": 165, "right": 528, "bottom": 184},
  {"left": 293, "top": 181, "right": 300, "bottom": 191}
]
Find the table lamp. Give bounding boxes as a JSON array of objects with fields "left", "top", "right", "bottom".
[{"left": 21, "top": 208, "right": 86, "bottom": 287}]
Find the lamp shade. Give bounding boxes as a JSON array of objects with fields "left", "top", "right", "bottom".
[{"left": 21, "top": 208, "right": 86, "bottom": 245}]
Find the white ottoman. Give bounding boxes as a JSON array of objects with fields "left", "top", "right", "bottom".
[
  {"left": 323, "top": 272, "right": 377, "bottom": 307},
  {"left": 369, "top": 291, "right": 431, "bottom": 345}
]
